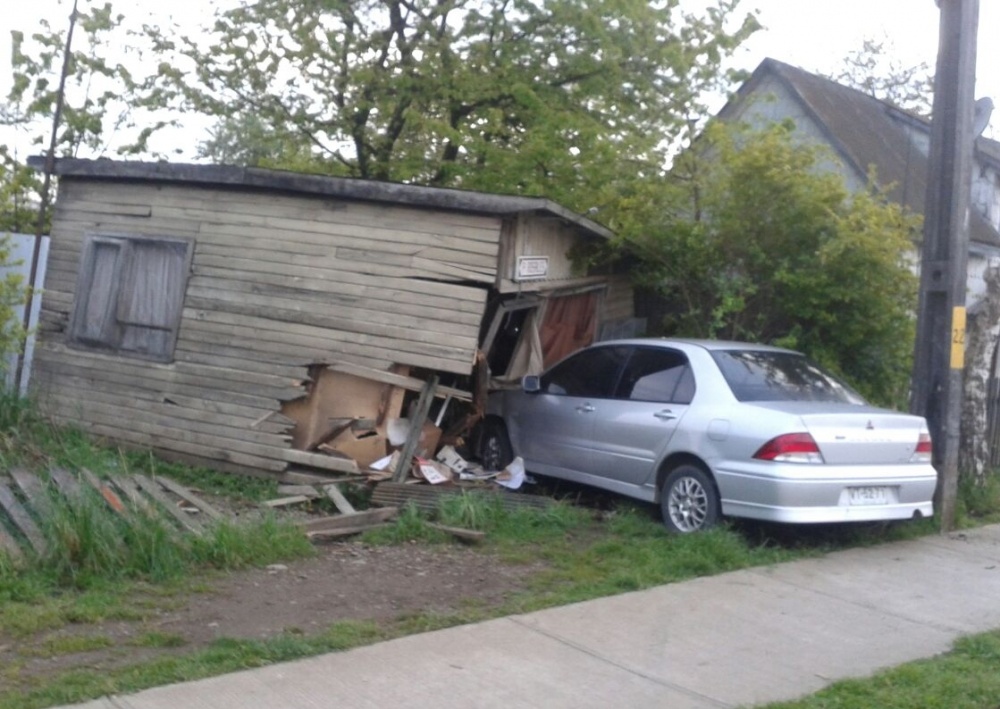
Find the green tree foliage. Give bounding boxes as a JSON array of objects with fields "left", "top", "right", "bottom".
[
  {"left": 0, "top": 148, "right": 40, "bottom": 234},
  {"left": 622, "top": 123, "right": 919, "bottom": 406},
  {"left": 4, "top": 1, "right": 150, "bottom": 158},
  {"left": 1, "top": 1, "right": 153, "bottom": 235},
  {"left": 143, "top": 0, "right": 759, "bottom": 211},
  {"left": 0, "top": 1, "right": 139, "bottom": 379}
]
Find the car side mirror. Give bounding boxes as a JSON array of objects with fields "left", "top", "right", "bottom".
[{"left": 522, "top": 375, "right": 541, "bottom": 393}]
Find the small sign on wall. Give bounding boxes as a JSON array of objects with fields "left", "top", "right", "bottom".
[{"left": 515, "top": 255, "right": 549, "bottom": 281}]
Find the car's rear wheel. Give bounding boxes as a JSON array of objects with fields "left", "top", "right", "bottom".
[
  {"left": 660, "top": 465, "right": 719, "bottom": 533},
  {"left": 478, "top": 418, "right": 513, "bottom": 471}
]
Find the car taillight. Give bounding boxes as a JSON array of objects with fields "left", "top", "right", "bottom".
[
  {"left": 753, "top": 433, "right": 824, "bottom": 464},
  {"left": 910, "top": 432, "right": 932, "bottom": 464}
]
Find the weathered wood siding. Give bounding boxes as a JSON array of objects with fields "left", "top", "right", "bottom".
[
  {"left": 33, "top": 178, "right": 500, "bottom": 476},
  {"left": 497, "top": 214, "right": 599, "bottom": 293},
  {"left": 601, "top": 273, "right": 635, "bottom": 323}
]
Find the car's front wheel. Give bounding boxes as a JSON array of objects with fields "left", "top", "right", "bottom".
[
  {"left": 477, "top": 418, "right": 514, "bottom": 472},
  {"left": 660, "top": 464, "right": 719, "bottom": 533}
]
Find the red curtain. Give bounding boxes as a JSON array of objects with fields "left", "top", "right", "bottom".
[{"left": 539, "top": 291, "right": 599, "bottom": 368}]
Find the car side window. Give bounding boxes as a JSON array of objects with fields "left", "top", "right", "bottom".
[
  {"left": 616, "top": 348, "right": 695, "bottom": 404},
  {"left": 541, "top": 346, "right": 629, "bottom": 398}
]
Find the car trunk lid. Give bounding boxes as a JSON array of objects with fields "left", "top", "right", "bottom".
[{"left": 751, "top": 403, "right": 925, "bottom": 465}]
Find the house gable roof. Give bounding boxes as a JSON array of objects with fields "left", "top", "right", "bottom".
[
  {"left": 29, "top": 157, "right": 614, "bottom": 241},
  {"left": 719, "top": 57, "right": 1000, "bottom": 248}
]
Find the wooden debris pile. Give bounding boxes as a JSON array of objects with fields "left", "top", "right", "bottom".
[
  {"left": 265, "top": 357, "right": 549, "bottom": 543},
  {"left": 264, "top": 481, "right": 400, "bottom": 541},
  {"left": 0, "top": 468, "right": 226, "bottom": 561},
  {"left": 263, "top": 473, "right": 548, "bottom": 544},
  {"left": 266, "top": 481, "right": 486, "bottom": 542},
  {"left": 277, "top": 358, "right": 518, "bottom": 493}
]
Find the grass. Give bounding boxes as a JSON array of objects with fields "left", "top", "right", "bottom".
[
  {"left": 3, "top": 393, "right": 1000, "bottom": 709},
  {"left": 763, "top": 630, "right": 1000, "bottom": 709},
  {"left": 0, "top": 392, "right": 278, "bottom": 504},
  {"left": 0, "top": 620, "right": 390, "bottom": 709},
  {"left": 0, "top": 391, "right": 312, "bottom": 603},
  {"left": 0, "top": 487, "right": 313, "bottom": 602},
  {"left": 0, "top": 396, "right": 314, "bottom": 653},
  {"left": 958, "top": 472, "right": 1000, "bottom": 526},
  {"left": 24, "top": 634, "right": 115, "bottom": 658},
  {"left": 362, "top": 493, "right": 934, "bottom": 613}
]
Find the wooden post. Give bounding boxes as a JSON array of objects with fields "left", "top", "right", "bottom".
[
  {"left": 912, "top": 0, "right": 979, "bottom": 531},
  {"left": 392, "top": 375, "right": 439, "bottom": 483}
]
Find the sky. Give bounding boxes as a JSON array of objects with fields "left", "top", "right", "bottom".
[{"left": 1, "top": 0, "right": 998, "bottom": 158}]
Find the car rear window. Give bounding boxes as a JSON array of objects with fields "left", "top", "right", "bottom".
[{"left": 711, "top": 350, "right": 866, "bottom": 404}]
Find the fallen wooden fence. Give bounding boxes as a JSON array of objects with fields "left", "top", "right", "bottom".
[{"left": 0, "top": 468, "right": 227, "bottom": 559}]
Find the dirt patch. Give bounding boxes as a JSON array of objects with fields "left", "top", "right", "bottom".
[
  {"left": 159, "top": 541, "right": 539, "bottom": 642},
  {"left": 1, "top": 539, "right": 544, "bottom": 692}
]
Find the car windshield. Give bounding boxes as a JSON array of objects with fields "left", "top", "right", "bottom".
[{"left": 711, "top": 350, "right": 867, "bottom": 404}]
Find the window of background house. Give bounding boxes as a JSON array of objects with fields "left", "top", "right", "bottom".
[{"left": 69, "top": 234, "right": 193, "bottom": 362}]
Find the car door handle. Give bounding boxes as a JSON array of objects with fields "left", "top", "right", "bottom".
[
  {"left": 654, "top": 410, "right": 677, "bottom": 421},
  {"left": 576, "top": 404, "right": 595, "bottom": 413}
]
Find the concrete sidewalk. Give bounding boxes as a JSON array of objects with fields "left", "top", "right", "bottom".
[{"left": 69, "top": 525, "right": 1000, "bottom": 709}]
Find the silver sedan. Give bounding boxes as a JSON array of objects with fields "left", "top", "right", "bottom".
[{"left": 480, "top": 339, "right": 937, "bottom": 533}]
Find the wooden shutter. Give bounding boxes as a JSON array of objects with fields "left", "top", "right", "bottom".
[
  {"left": 70, "top": 237, "right": 125, "bottom": 348},
  {"left": 117, "top": 239, "right": 191, "bottom": 361},
  {"left": 69, "top": 234, "right": 192, "bottom": 362}
]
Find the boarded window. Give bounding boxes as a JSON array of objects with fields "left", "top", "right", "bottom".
[{"left": 69, "top": 235, "right": 193, "bottom": 362}]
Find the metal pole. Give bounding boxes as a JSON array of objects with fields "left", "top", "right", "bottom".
[
  {"left": 14, "top": 0, "right": 79, "bottom": 395},
  {"left": 911, "top": 0, "right": 978, "bottom": 531}
]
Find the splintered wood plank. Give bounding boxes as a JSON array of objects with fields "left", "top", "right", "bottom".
[
  {"left": 305, "top": 523, "right": 392, "bottom": 540},
  {"left": 322, "top": 484, "right": 356, "bottom": 515},
  {"left": 282, "top": 449, "right": 361, "bottom": 474},
  {"left": 276, "top": 484, "right": 322, "bottom": 498},
  {"left": 48, "top": 467, "right": 84, "bottom": 501},
  {"left": 133, "top": 474, "right": 205, "bottom": 535},
  {"left": 0, "top": 481, "right": 46, "bottom": 555},
  {"left": 426, "top": 523, "right": 485, "bottom": 543},
  {"left": 10, "top": 469, "right": 51, "bottom": 514},
  {"left": 155, "top": 476, "right": 225, "bottom": 521},
  {"left": 263, "top": 495, "right": 313, "bottom": 508},
  {"left": 300, "top": 507, "right": 398, "bottom": 533},
  {"left": 80, "top": 468, "right": 126, "bottom": 514},
  {"left": 393, "top": 375, "right": 438, "bottom": 483},
  {"left": 327, "top": 362, "right": 472, "bottom": 402},
  {"left": 278, "top": 470, "right": 361, "bottom": 486},
  {"left": 109, "top": 475, "right": 150, "bottom": 510}
]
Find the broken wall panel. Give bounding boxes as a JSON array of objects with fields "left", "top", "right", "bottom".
[
  {"left": 33, "top": 166, "right": 624, "bottom": 480},
  {"left": 283, "top": 367, "right": 385, "bottom": 449},
  {"left": 34, "top": 178, "right": 499, "bottom": 479}
]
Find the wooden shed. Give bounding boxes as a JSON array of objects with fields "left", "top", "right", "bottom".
[{"left": 29, "top": 158, "right": 637, "bottom": 480}]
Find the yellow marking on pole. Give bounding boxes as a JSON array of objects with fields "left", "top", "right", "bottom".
[{"left": 951, "top": 306, "right": 967, "bottom": 369}]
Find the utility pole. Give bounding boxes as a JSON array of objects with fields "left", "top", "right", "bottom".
[{"left": 911, "top": 0, "right": 979, "bottom": 532}]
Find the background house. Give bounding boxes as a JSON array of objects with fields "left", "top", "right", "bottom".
[
  {"left": 716, "top": 57, "right": 1000, "bottom": 465},
  {"left": 717, "top": 57, "right": 1000, "bottom": 297},
  {"left": 29, "top": 158, "right": 634, "bottom": 480}
]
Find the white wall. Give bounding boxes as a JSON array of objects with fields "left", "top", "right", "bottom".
[{"left": 1, "top": 233, "right": 49, "bottom": 395}]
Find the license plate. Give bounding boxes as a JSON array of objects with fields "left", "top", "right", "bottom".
[{"left": 848, "top": 486, "right": 889, "bottom": 506}]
